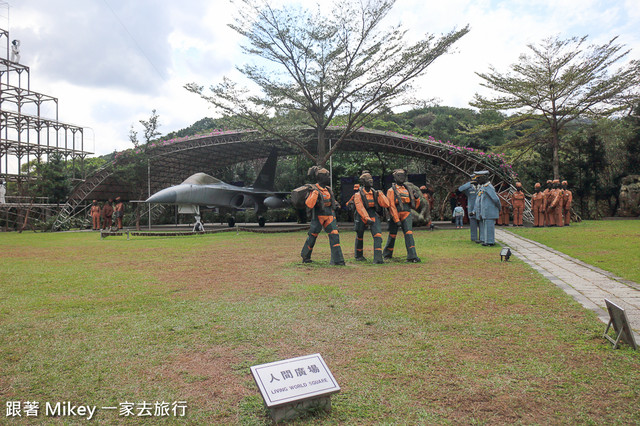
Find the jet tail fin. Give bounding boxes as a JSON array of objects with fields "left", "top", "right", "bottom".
[{"left": 253, "top": 148, "right": 278, "bottom": 190}]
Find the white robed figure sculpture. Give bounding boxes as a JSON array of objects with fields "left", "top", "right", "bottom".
[{"left": 11, "top": 40, "right": 20, "bottom": 63}]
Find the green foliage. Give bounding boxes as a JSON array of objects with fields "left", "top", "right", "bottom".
[
  {"left": 68, "top": 156, "right": 107, "bottom": 180},
  {"left": 623, "top": 103, "right": 640, "bottom": 175},
  {"left": 164, "top": 117, "right": 230, "bottom": 140},
  {"left": 369, "top": 105, "right": 512, "bottom": 150},
  {"left": 115, "top": 110, "right": 164, "bottom": 202},
  {"left": 32, "top": 152, "right": 71, "bottom": 204},
  {"left": 129, "top": 109, "right": 161, "bottom": 147}
]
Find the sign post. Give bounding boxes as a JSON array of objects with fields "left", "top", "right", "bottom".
[
  {"left": 250, "top": 353, "right": 340, "bottom": 422},
  {"left": 603, "top": 299, "right": 637, "bottom": 350}
]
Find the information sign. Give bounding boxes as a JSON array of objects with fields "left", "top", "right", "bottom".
[{"left": 251, "top": 353, "right": 340, "bottom": 407}]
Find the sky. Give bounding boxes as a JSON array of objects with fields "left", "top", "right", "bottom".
[{"left": 3, "top": 0, "right": 639, "bottom": 159}]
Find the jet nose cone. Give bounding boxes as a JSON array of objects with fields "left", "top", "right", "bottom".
[{"left": 146, "top": 188, "right": 177, "bottom": 203}]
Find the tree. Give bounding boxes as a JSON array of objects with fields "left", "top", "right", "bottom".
[
  {"left": 623, "top": 102, "right": 640, "bottom": 175},
  {"left": 120, "top": 110, "right": 162, "bottom": 229},
  {"left": 186, "top": 0, "right": 469, "bottom": 166},
  {"left": 471, "top": 35, "right": 640, "bottom": 179},
  {"left": 129, "top": 109, "right": 161, "bottom": 149},
  {"left": 33, "top": 152, "right": 71, "bottom": 205}
]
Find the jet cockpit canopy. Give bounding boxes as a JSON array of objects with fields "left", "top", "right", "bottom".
[{"left": 182, "top": 173, "right": 222, "bottom": 185}]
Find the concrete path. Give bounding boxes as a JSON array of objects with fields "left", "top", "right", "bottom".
[{"left": 495, "top": 228, "right": 640, "bottom": 345}]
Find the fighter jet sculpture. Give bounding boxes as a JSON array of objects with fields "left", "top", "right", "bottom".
[{"left": 146, "top": 149, "right": 288, "bottom": 227}]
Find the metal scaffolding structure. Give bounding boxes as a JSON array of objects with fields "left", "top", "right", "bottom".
[
  {"left": 0, "top": 27, "right": 92, "bottom": 231},
  {"left": 0, "top": 28, "right": 91, "bottom": 182}
]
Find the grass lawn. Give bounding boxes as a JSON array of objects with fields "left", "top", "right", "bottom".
[
  {"left": 1, "top": 228, "right": 639, "bottom": 424},
  {"left": 507, "top": 219, "right": 640, "bottom": 283}
]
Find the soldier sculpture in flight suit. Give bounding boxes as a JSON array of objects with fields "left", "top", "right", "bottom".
[
  {"left": 300, "top": 167, "right": 345, "bottom": 265},
  {"left": 353, "top": 172, "right": 390, "bottom": 264},
  {"left": 383, "top": 169, "right": 421, "bottom": 263}
]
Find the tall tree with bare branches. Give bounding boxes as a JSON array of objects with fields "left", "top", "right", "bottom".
[{"left": 186, "top": 0, "right": 469, "bottom": 166}]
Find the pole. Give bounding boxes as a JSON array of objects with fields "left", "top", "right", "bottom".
[
  {"left": 329, "top": 139, "right": 333, "bottom": 187},
  {"left": 147, "top": 159, "right": 151, "bottom": 230}
]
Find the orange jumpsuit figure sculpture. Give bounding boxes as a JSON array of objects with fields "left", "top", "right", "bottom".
[
  {"left": 562, "top": 180, "right": 572, "bottom": 226},
  {"left": 383, "top": 169, "right": 421, "bottom": 263},
  {"left": 348, "top": 183, "right": 360, "bottom": 203},
  {"left": 345, "top": 183, "right": 360, "bottom": 221},
  {"left": 300, "top": 167, "right": 345, "bottom": 265},
  {"left": 542, "top": 180, "right": 553, "bottom": 226},
  {"left": 498, "top": 186, "right": 511, "bottom": 226},
  {"left": 420, "top": 186, "right": 435, "bottom": 228},
  {"left": 102, "top": 199, "right": 113, "bottom": 230},
  {"left": 353, "top": 172, "right": 390, "bottom": 263},
  {"left": 531, "top": 183, "right": 544, "bottom": 227},
  {"left": 90, "top": 200, "right": 101, "bottom": 230},
  {"left": 552, "top": 180, "right": 564, "bottom": 227},
  {"left": 114, "top": 197, "right": 124, "bottom": 230},
  {"left": 547, "top": 180, "right": 562, "bottom": 227},
  {"left": 511, "top": 182, "right": 526, "bottom": 226}
]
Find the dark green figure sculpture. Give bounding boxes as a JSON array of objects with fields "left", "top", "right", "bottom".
[
  {"left": 383, "top": 169, "right": 421, "bottom": 263},
  {"left": 300, "top": 167, "right": 345, "bottom": 265},
  {"left": 353, "top": 172, "right": 390, "bottom": 264}
]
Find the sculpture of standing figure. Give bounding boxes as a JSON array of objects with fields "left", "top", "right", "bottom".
[
  {"left": 114, "top": 197, "right": 125, "bottom": 229},
  {"left": 90, "top": 200, "right": 102, "bottom": 230},
  {"left": 383, "top": 169, "right": 421, "bottom": 263},
  {"left": 498, "top": 184, "right": 511, "bottom": 226},
  {"left": 548, "top": 179, "right": 562, "bottom": 227},
  {"left": 542, "top": 180, "right": 553, "bottom": 226},
  {"left": 531, "top": 183, "right": 544, "bottom": 227},
  {"left": 102, "top": 199, "right": 113, "bottom": 230},
  {"left": 511, "top": 182, "right": 526, "bottom": 226},
  {"left": 458, "top": 173, "right": 479, "bottom": 242},
  {"left": 300, "top": 167, "right": 345, "bottom": 265},
  {"left": 11, "top": 40, "right": 20, "bottom": 63},
  {"left": 353, "top": 171, "right": 390, "bottom": 264},
  {"left": 473, "top": 171, "right": 500, "bottom": 246},
  {"left": 0, "top": 179, "right": 6, "bottom": 204}
]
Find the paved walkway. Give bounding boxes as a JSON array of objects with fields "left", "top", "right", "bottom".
[{"left": 495, "top": 229, "right": 640, "bottom": 345}]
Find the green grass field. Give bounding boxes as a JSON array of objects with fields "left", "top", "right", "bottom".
[
  {"left": 508, "top": 220, "right": 640, "bottom": 283},
  {"left": 1, "top": 227, "right": 639, "bottom": 424}
]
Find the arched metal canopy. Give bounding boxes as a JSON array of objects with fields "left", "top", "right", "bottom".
[{"left": 75, "top": 127, "right": 517, "bottom": 202}]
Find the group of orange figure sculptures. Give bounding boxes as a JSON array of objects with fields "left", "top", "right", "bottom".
[
  {"left": 500, "top": 179, "right": 573, "bottom": 227},
  {"left": 89, "top": 197, "right": 125, "bottom": 231}
]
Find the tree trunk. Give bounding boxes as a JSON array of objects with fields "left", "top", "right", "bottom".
[
  {"left": 552, "top": 127, "right": 560, "bottom": 180},
  {"left": 316, "top": 127, "right": 326, "bottom": 167}
]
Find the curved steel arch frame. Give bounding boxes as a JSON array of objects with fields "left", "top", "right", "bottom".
[{"left": 60, "top": 127, "right": 531, "bottom": 228}]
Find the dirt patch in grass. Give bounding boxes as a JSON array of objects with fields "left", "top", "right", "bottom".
[{"left": 156, "top": 345, "right": 252, "bottom": 420}]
